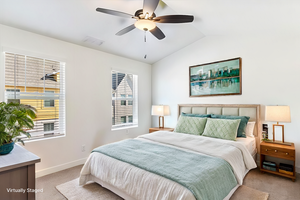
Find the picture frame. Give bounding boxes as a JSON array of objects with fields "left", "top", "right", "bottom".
[{"left": 189, "top": 57, "right": 242, "bottom": 97}]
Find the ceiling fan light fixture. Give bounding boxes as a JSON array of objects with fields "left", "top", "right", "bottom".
[{"left": 134, "top": 20, "right": 156, "bottom": 31}]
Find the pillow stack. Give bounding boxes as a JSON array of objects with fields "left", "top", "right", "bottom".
[{"left": 174, "top": 112, "right": 254, "bottom": 141}]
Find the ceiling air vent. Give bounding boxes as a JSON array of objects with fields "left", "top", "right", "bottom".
[{"left": 83, "top": 36, "right": 104, "bottom": 46}]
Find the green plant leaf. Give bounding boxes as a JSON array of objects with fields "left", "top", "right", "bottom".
[
  {"left": 0, "top": 102, "right": 36, "bottom": 146},
  {"left": 15, "top": 138, "right": 25, "bottom": 146},
  {"left": 0, "top": 123, "right": 5, "bottom": 132}
]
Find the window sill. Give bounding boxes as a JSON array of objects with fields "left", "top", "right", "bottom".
[
  {"left": 20, "top": 134, "right": 66, "bottom": 143},
  {"left": 111, "top": 125, "right": 138, "bottom": 131}
]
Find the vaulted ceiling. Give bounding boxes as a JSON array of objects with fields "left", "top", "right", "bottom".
[{"left": 1, "top": 0, "right": 299, "bottom": 64}]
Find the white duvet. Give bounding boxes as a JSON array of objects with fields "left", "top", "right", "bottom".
[{"left": 79, "top": 131, "right": 257, "bottom": 200}]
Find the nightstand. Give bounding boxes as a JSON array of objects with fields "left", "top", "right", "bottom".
[
  {"left": 260, "top": 141, "right": 296, "bottom": 181},
  {"left": 149, "top": 127, "right": 174, "bottom": 133}
]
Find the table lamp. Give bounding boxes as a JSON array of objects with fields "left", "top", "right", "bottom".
[
  {"left": 265, "top": 105, "right": 291, "bottom": 145},
  {"left": 151, "top": 105, "right": 170, "bottom": 128}
]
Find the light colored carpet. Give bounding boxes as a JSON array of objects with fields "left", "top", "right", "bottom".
[
  {"left": 56, "top": 178, "right": 269, "bottom": 200},
  {"left": 230, "top": 185, "right": 269, "bottom": 200}
]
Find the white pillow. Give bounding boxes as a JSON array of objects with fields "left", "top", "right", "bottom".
[{"left": 245, "top": 121, "right": 256, "bottom": 137}]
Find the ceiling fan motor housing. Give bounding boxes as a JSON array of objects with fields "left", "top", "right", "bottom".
[{"left": 135, "top": 9, "right": 156, "bottom": 19}]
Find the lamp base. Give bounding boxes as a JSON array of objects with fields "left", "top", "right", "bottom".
[
  {"left": 158, "top": 116, "right": 164, "bottom": 128},
  {"left": 265, "top": 140, "right": 292, "bottom": 146}
]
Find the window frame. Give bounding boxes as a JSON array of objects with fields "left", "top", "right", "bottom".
[
  {"left": 3, "top": 51, "right": 66, "bottom": 141},
  {"left": 111, "top": 70, "right": 138, "bottom": 130}
]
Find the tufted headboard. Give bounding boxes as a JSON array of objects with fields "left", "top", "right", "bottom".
[{"left": 178, "top": 104, "right": 261, "bottom": 153}]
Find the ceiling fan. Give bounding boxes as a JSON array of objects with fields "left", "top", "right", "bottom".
[{"left": 96, "top": 0, "right": 194, "bottom": 40}]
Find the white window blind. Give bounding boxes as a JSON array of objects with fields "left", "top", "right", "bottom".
[
  {"left": 112, "top": 70, "right": 138, "bottom": 129},
  {"left": 4, "top": 52, "right": 66, "bottom": 139}
]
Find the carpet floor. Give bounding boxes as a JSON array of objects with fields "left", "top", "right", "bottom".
[
  {"left": 56, "top": 178, "right": 268, "bottom": 200},
  {"left": 36, "top": 165, "right": 300, "bottom": 200}
]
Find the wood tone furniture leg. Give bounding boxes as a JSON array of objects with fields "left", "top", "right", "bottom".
[
  {"left": 28, "top": 164, "right": 36, "bottom": 200},
  {"left": 260, "top": 154, "right": 265, "bottom": 173}
]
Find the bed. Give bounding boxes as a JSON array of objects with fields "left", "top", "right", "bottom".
[{"left": 79, "top": 104, "right": 261, "bottom": 200}]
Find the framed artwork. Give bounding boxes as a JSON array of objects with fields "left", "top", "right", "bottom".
[{"left": 189, "top": 57, "right": 242, "bottom": 97}]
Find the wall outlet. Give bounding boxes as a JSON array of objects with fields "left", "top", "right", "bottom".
[{"left": 81, "top": 145, "right": 85, "bottom": 152}]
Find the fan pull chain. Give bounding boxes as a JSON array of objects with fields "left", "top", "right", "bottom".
[{"left": 144, "top": 31, "right": 147, "bottom": 59}]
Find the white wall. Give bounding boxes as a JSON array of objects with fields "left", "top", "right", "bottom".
[
  {"left": 152, "top": 35, "right": 300, "bottom": 171},
  {"left": 0, "top": 24, "right": 152, "bottom": 177}
]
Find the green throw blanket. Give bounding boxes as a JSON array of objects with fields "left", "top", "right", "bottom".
[{"left": 92, "top": 139, "right": 237, "bottom": 200}]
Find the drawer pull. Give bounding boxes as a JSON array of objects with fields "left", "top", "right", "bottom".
[
  {"left": 265, "top": 149, "right": 268, "bottom": 152},
  {"left": 275, "top": 150, "right": 278, "bottom": 153},
  {"left": 286, "top": 153, "right": 289, "bottom": 155}
]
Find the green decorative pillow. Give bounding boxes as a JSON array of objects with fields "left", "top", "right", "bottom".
[
  {"left": 211, "top": 114, "right": 250, "bottom": 138},
  {"left": 202, "top": 118, "right": 241, "bottom": 141},
  {"left": 181, "top": 112, "right": 211, "bottom": 118},
  {"left": 174, "top": 116, "right": 207, "bottom": 135}
]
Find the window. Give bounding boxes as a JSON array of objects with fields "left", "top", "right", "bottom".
[
  {"left": 44, "top": 91, "right": 55, "bottom": 107},
  {"left": 112, "top": 70, "right": 138, "bottom": 129},
  {"left": 121, "top": 100, "right": 126, "bottom": 106},
  {"left": 44, "top": 123, "right": 54, "bottom": 132},
  {"left": 128, "top": 95, "right": 133, "bottom": 105},
  {"left": 120, "top": 116, "right": 126, "bottom": 123},
  {"left": 120, "top": 94, "right": 126, "bottom": 105},
  {"left": 4, "top": 52, "right": 66, "bottom": 139},
  {"left": 6, "top": 89, "right": 20, "bottom": 92},
  {"left": 6, "top": 89, "right": 21, "bottom": 103}
]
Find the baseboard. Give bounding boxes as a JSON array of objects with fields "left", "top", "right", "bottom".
[
  {"left": 296, "top": 167, "right": 300, "bottom": 173},
  {"left": 36, "top": 157, "right": 88, "bottom": 178}
]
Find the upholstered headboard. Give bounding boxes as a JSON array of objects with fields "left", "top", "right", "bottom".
[{"left": 178, "top": 104, "right": 261, "bottom": 153}]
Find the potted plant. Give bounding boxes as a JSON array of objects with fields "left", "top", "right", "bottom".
[{"left": 0, "top": 102, "right": 36, "bottom": 155}]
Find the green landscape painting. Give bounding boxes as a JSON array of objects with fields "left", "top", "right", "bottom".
[{"left": 189, "top": 58, "right": 242, "bottom": 97}]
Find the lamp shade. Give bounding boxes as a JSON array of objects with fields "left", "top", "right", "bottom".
[
  {"left": 151, "top": 105, "right": 170, "bottom": 116},
  {"left": 265, "top": 106, "right": 291, "bottom": 123}
]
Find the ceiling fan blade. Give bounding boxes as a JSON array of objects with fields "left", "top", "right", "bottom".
[
  {"left": 96, "top": 8, "right": 135, "bottom": 18},
  {"left": 116, "top": 24, "right": 136, "bottom": 36},
  {"left": 150, "top": 26, "right": 165, "bottom": 40},
  {"left": 143, "top": 0, "right": 160, "bottom": 17},
  {"left": 154, "top": 15, "right": 194, "bottom": 23}
]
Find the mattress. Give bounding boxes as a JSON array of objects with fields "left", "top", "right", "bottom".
[
  {"left": 235, "top": 136, "right": 257, "bottom": 156},
  {"left": 80, "top": 131, "right": 257, "bottom": 200}
]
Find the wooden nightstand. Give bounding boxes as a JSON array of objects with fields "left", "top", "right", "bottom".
[
  {"left": 260, "top": 141, "right": 296, "bottom": 181},
  {"left": 149, "top": 127, "right": 174, "bottom": 133}
]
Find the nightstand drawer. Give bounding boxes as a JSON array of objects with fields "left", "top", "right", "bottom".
[{"left": 260, "top": 145, "right": 295, "bottom": 160}]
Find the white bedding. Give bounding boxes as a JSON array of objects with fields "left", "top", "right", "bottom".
[
  {"left": 236, "top": 136, "right": 257, "bottom": 156},
  {"left": 79, "top": 131, "right": 257, "bottom": 200}
]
